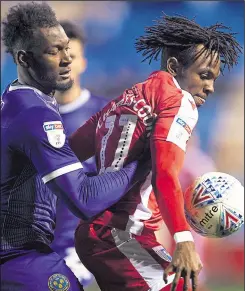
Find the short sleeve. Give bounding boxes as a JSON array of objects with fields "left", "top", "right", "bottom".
[{"left": 152, "top": 90, "right": 198, "bottom": 152}]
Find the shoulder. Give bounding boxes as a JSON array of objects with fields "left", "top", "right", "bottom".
[
  {"left": 148, "top": 71, "right": 182, "bottom": 97},
  {"left": 138, "top": 71, "right": 185, "bottom": 114},
  {"left": 2, "top": 83, "right": 55, "bottom": 114},
  {"left": 136, "top": 70, "right": 183, "bottom": 105},
  {"left": 5, "top": 104, "right": 64, "bottom": 151},
  {"left": 90, "top": 93, "right": 108, "bottom": 108},
  {"left": 2, "top": 102, "right": 60, "bottom": 132},
  {"left": 1, "top": 87, "right": 36, "bottom": 128}
]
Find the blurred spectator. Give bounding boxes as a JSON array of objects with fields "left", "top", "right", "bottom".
[
  {"left": 52, "top": 21, "right": 108, "bottom": 287},
  {"left": 205, "top": 76, "right": 244, "bottom": 285},
  {"left": 210, "top": 76, "right": 244, "bottom": 184}
]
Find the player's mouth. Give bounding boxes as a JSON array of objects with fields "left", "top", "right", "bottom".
[
  {"left": 194, "top": 96, "right": 206, "bottom": 106},
  {"left": 60, "top": 69, "right": 71, "bottom": 79}
]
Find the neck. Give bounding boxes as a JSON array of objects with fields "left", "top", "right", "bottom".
[
  {"left": 160, "top": 64, "right": 167, "bottom": 71},
  {"left": 17, "top": 67, "right": 54, "bottom": 96},
  {"left": 55, "top": 79, "right": 82, "bottom": 105}
]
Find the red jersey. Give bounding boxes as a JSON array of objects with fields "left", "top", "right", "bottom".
[{"left": 70, "top": 71, "right": 198, "bottom": 236}]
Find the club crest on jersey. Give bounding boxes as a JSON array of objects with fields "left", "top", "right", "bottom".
[
  {"left": 43, "top": 121, "right": 65, "bottom": 148},
  {"left": 48, "top": 273, "right": 70, "bottom": 291},
  {"left": 152, "top": 246, "right": 172, "bottom": 262},
  {"left": 176, "top": 118, "right": 192, "bottom": 135}
]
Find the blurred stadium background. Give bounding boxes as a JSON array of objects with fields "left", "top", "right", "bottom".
[{"left": 1, "top": 1, "right": 244, "bottom": 291}]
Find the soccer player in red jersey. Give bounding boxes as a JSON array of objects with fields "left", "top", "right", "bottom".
[{"left": 70, "top": 15, "right": 242, "bottom": 291}]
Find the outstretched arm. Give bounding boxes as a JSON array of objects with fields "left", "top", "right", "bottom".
[{"left": 10, "top": 106, "right": 149, "bottom": 220}]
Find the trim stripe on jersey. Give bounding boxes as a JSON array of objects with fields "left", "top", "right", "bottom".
[
  {"left": 42, "top": 162, "right": 83, "bottom": 184},
  {"left": 125, "top": 172, "right": 153, "bottom": 235},
  {"left": 111, "top": 228, "right": 175, "bottom": 290}
]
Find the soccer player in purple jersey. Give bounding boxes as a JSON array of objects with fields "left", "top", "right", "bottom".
[
  {"left": 52, "top": 21, "right": 108, "bottom": 286},
  {"left": 0, "top": 3, "right": 150, "bottom": 291}
]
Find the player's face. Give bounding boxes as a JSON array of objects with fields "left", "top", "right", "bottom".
[
  {"left": 69, "top": 39, "right": 87, "bottom": 81},
  {"left": 28, "top": 25, "right": 73, "bottom": 92},
  {"left": 176, "top": 45, "right": 221, "bottom": 107}
]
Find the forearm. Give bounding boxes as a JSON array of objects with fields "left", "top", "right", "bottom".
[
  {"left": 153, "top": 170, "right": 191, "bottom": 236},
  {"left": 46, "top": 162, "right": 138, "bottom": 220},
  {"left": 151, "top": 140, "right": 193, "bottom": 241}
]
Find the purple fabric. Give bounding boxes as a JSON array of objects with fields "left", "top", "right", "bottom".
[
  {"left": 1, "top": 83, "right": 140, "bottom": 259},
  {"left": 52, "top": 93, "right": 107, "bottom": 256},
  {"left": 1, "top": 247, "right": 83, "bottom": 291},
  {"left": 47, "top": 161, "right": 138, "bottom": 219},
  {"left": 8, "top": 104, "right": 138, "bottom": 219}
]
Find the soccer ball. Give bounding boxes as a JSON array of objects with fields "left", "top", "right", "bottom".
[{"left": 184, "top": 172, "right": 244, "bottom": 238}]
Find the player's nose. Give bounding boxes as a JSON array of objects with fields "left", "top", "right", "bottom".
[
  {"left": 204, "top": 80, "right": 215, "bottom": 95},
  {"left": 61, "top": 49, "right": 72, "bottom": 65}
]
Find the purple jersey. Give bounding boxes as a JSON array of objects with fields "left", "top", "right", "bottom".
[
  {"left": 1, "top": 81, "right": 80, "bottom": 257},
  {"left": 1, "top": 81, "right": 144, "bottom": 262},
  {"left": 52, "top": 90, "right": 107, "bottom": 259},
  {"left": 1, "top": 244, "right": 83, "bottom": 291}
]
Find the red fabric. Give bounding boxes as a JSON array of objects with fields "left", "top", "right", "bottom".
[
  {"left": 70, "top": 71, "right": 198, "bottom": 235},
  {"left": 75, "top": 223, "right": 172, "bottom": 291},
  {"left": 151, "top": 140, "right": 191, "bottom": 236},
  {"left": 75, "top": 223, "right": 150, "bottom": 291},
  {"left": 69, "top": 112, "right": 99, "bottom": 162},
  {"left": 161, "top": 279, "right": 185, "bottom": 291}
]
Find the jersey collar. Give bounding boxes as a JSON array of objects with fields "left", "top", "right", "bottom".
[{"left": 58, "top": 89, "right": 91, "bottom": 114}]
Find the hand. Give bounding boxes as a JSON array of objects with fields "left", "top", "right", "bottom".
[{"left": 163, "top": 241, "right": 203, "bottom": 291}]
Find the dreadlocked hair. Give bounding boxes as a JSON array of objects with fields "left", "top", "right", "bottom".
[
  {"left": 135, "top": 13, "right": 242, "bottom": 71},
  {"left": 2, "top": 2, "right": 59, "bottom": 62}
]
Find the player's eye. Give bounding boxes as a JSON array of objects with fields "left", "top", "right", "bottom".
[
  {"left": 200, "top": 73, "right": 209, "bottom": 80},
  {"left": 200, "top": 71, "right": 215, "bottom": 81},
  {"left": 48, "top": 50, "right": 58, "bottom": 55}
]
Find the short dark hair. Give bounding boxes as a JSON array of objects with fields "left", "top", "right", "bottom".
[
  {"left": 135, "top": 13, "right": 242, "bottom": 72},
  {"left": 2, "top": 1, "right": 59, "bottom": 60},
  {"left": 59, "top": 21, "right": 86, "bottom": 45}
]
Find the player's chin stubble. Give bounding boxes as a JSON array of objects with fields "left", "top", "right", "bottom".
[
  {"left": 55, "top": 78, "right": 74, "bottom": 91},
  {"left": 39, "top": 72, "right": 74, "bottom": 92}
]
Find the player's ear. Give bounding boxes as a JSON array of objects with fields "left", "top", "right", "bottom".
[
  {"left": 166, "top": 57, "right": 180, "bottom": 77},
  {"left": 16, "top": 50, "right": 30, "bottom": 68}
]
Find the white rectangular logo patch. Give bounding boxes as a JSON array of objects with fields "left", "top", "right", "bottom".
[
  {"left": 166, "top": 115, "right": 193, "bottom": 152},
  {"left": 43, "top": 121, "right": 66, "bottom": 148}
]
